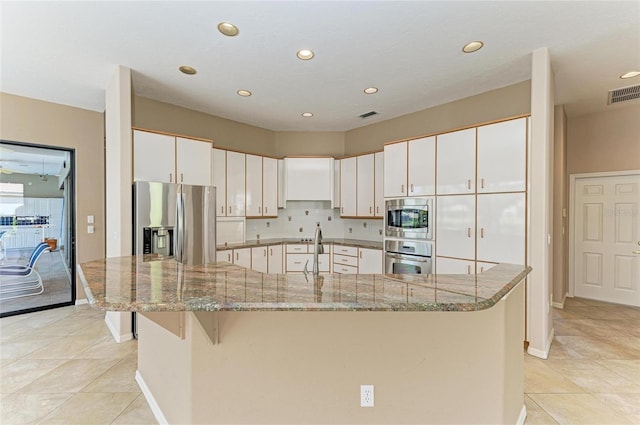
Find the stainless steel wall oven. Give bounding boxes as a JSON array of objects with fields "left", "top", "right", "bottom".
[{"left": 385, "top": 240, "right": 433, "bottom": 274}]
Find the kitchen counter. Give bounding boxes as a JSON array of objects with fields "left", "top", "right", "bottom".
[
  {"left": 77, "top": 256, "right": 529, "bottom": 313},
  {"left": 216, "top": 237, "right": 383, "bottom": 250}
]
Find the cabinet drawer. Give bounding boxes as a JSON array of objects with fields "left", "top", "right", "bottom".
[
  {"left": 333, "top": 254, "right": 358, "bottom": 267},
  {"left": 286, "top": 244, "right": 308, "bottom": 253},
  {"left": 286, "top": 253, "right": 329, "bottom": 272},
  {"left": 333, "top": 245, "right": 358, "bottom": 257},
  {"left": 333, "top": 264, "right": 358, "bottom": 274}
]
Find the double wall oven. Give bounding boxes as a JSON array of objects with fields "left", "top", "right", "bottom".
[{"left": 384, "top": 197, "right": 434, "bottom": 274}]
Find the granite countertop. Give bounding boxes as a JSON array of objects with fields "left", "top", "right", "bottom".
[
  {"left": 217, "top": 238, "right": 383, "bottom": 251},
  {"left": 78, "top": 257, "right": 530, "bottom": 313}
]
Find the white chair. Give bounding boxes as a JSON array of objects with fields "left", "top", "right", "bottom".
[{"left": 0, "top": 242, "right": 50, "bottom": 300}]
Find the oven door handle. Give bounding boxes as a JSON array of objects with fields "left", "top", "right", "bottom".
[{"left": 386, "top": 253, "right": 431, "bottom": 262}]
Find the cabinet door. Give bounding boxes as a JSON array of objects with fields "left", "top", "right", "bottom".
[
  {"left": 340, "top": 157, "right": 357, "bottom": 217},
  {"left": 245, "top": 154, "right": 263, "bottom": 217},
  {"left": 133, "top": 130, "right": 175, "bottom": 183},
  {"left": 226, "top": 151, "right": 246, "bottom": 217},
  {"left": 263, "top": 157, "right": 278, "bottom": 217},
  {"left": 268, "top": 244, "right": 283, "bottom": 274},
  {"left": 436, "top": 128, "right": 476, "bottom": 194},
  {"left": 374, "top": 152, "right": 384, "bottom": 217},
  {"left": 477, "top": 193, "right": 525, "bottom": 264},
  {"left": 212, "top": 149, "right": 227, "bottom": 216},
  {"left": 176, "top": 137, "right": 211, "bottom": 186},
  {"left": 408, "top": 136, "right": 435, "bottom": 196},
  {"left": 383, "top": 142, "right": 407, "bottom": 197},
  {"left": 477, "top": 118, "right": 526, "bottom": 193},
  {"left": 358, "top": 248, "right": 383, "bottom": 274},
  {"left": 251, "top": 246, "right": 268, "bottom": 273},
  {"left": 436, "top": 257, "right": 475, "bottom": 275},
  {"left": 233, "top": 247, "right": 252, "bottom": 269},
  {"left": 217, "top": 249, "right": 233, "bottom": 263},
  {"left": 357, "top": 154, "right": 375, "bottom": 217},
  {"left": 436, "top": 195, "right": 475, "bottom": 260}
]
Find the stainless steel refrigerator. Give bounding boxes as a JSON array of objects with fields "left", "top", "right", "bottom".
[{"left": 133, "top": 181, "right": 216, "bottom": 265}]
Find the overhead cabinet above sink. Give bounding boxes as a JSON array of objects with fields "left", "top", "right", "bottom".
[{"left": 283, "top": 157, "right": 335, "bottom": 206}]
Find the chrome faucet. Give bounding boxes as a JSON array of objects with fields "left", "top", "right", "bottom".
[{"left": 313, "top": 223, "right": 324, "bottom": 276}]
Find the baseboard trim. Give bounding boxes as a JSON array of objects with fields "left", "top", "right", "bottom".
[
  {"left": 135, "top": 370, "right": 168, "bottom": 425},
  {"left": 527, "top": 327, "right": 555, "bottom": 359},
  {"left": 104, "top": 314, "right": 133, "bottom": 343},
  {"left": 75, "top": 298, "right": 88, "bottom": 305},
  {"left": 551, "top": 292, "right": 568, "bottom": 309},
  {"left": 516, "top": 404, "right": 527, "bottom": 425}
]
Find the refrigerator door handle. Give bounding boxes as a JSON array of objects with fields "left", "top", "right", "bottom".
[{"left": 176, "top": 189, "right": 184, "bottom": 263}]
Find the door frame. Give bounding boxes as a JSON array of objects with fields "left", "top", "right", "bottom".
[{"left": 568, "top": 169, "right": 640, "bottom": 298}]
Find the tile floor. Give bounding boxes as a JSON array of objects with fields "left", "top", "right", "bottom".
[{"left": 1, "top": 296, "right": 639, "bottom": 424}]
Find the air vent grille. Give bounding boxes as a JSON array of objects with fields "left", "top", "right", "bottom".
[
  {"left": 607, "top": 85, "right": 640, "bottom": 105},
  {"left": 359, "top": 111, "right": 378, "bottom": 119}
]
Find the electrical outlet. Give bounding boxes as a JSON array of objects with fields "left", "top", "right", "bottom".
[{"left": 360, "top": 384, "right": 374, "bottom": 407}]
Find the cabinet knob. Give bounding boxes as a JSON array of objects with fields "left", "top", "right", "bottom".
[
  {"left": 480, "top": 228, "right": 484, "bottom": 238},
  {"left": 221, "top": 206, "right": 224, "bottom": 214},
  {"left": 270, "top": 248, "right": 273, "bottom": 256},
  {"left": 467, "top": 227, "right": 471, "bottom": 238},
  {"left": 401, "top": 184, "right": 404, "bottom": 194},
  {"left": 410, "top": 183, "right": 414, "bottom": 193},
  {"left": 265, "top": 206, "right": 268, "bottom": 214},
  {"left": 369, "top": 206, "right": 372, "bottom": 213},
  {"left": 180, "top": 173, "right": 184, "bottom": 183},
  {"left": 481, "top": 178, "right": 485, "bottom": 189},
  {"left": 467, "top": 179, "right": 471, "bottom": 190},
  {"left": 169, "top": 173, "right": 173, "bottom": 183},
  {"left": 264, "top": 249, "right": 267, "bottom": 257},
  {"left": 467, "top": 265, "right": 471, "bottom": 274},
  {"left": 227, "top": 253, "right": 231, "bottom": 262},
  {"left": 376, "top": 206, "right": 379, "bottom": 214},
  {"left": 229, "top": 206, "right": 232, "bottom": 214},
  {"left": 236, "top": 252, "right": 239, "bottom": 261}
]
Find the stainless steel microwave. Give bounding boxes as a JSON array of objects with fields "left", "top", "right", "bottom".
[{"left": 385, "top": 197, "right": 433, "bottom": 240}]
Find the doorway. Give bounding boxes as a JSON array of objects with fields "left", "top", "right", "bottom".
[
  {"left": 570, "top": 170, "right": 640, "bottom": 307},
  {"left": 0, "top": 141, "right": 76, "bottom": 317}
]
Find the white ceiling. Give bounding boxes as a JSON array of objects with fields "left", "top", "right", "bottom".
[{"left": 1, "top": 1, "right": 638, "bottom": 132}]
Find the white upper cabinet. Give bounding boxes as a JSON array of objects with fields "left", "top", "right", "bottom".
[
  {"left": 175, "top": 137, "right": 211, "bottom": 186},
  {"left": 374, "top": 152, "right": 384, "bottom": 217},
  {"left": 383, "top": 142, "right": 407, "bottom": 197},
  {"left": 437, "top": 128, "right": 476, "bottom": 195},
  {"left": 340, "top": 157, "right": 357, "bottom": 217},
  {"left": 245, "top": 154, "right": 263, "bottom": 217},
  {"left": 262, "top": 157, "right": 278, "bottom": 217},
  {"left": 133, "top": 130, "right": 176, "bottom": 183},
  {"left": 226, "top": 151, "right": 246, "bottom": 217},
  {"left": 212, "top": 149, "right": 227, "bottom": 217},
  {"left": 357, "top": 154, "right": 375, "bottom": 217},
  {"left": 476, "top": 193, "right": 526, "bottom": 264},
  {"left": 477, "top": 118, "right": 527, "bottom": 193},
  {"left": 436, "top": 194, "right": 475, "bottom": 260},
  {"left": 407, "top": 136, "right": 435, "bottom": 196},
  {"left": 284, "top": 158, "right": 334, "bottom": 202}
]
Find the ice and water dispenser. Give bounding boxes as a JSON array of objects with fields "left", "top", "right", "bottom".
[{"left": 142, "top": 227, "right": 174, "bottom": 256}]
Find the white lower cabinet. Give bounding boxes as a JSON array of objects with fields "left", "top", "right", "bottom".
[
  {"left": 251, "top": 247, "right": 268, "bottom": 273},
  {"left": 476, "top": 193, "right": 525, "bottom": 264},
  {"left": 268, "top": 244, "right": 283, "bottom": 274},
  {"left": 436, "top": 257, "right": 475, "bottom": 275},
  {"left": 217, "top": 248, "right": 252, "bottom": 268},
  {"left": 436, "top": 195, "right": 475, "bottom": 260},
  {"left": 217, "top": 249, "right": 233, "bottom": 264},
  {"left": 358, "top": 248, "right": 383, "bottom": 274},
  {"left": 286, "top": 253, "right": 330, "bottom": 273}
]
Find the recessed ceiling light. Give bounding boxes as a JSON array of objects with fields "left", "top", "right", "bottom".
[
  {"left": 302, "top": 112, "right": 313, "bottom": 117},
  {"left": 237, "top": 90, "right": 252, "bottom": 97},
  {"left": 179, "top": 65, "right": 197, "bottom": 75},
  {"left": 462, "top": 41, "right": 484, "bottom": 53},
  {"left": 364, "top": 87, "right": 378, "bottom": 94},
  {"left": 218, "top": 22, "right": 239, "bottom": 37},
  {"left": 620, "top": 71, "right": 640, "bottom": 79},
  {"left": 297, "top": 49, "right": 315, "bottom": 60}
]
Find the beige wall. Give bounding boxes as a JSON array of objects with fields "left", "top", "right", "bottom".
[
  {"left": 344, "top": 81, "right": 531, "bottom": 154},
  {"left": 553, "top": 105, "right": 568, "bottom": 304},
  {"left": 567, "top": 104, "right": 640, "bottom": 175},
  {"left": 0, "top": 93, "right": 105, "bottom": 299},
  {"left": 132, "top": 96, "right": 276, "bottom": 156},
  {"left": 274, "top": 131, "right": 345, "bottom": 157}
]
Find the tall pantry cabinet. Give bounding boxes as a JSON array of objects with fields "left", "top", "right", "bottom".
[{"left": 435, "top": 117, "right": 528, "bottom": 274}]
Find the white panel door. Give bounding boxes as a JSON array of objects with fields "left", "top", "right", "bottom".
[
  {"left": 176, "top": 137, "right": 211, "bottom": 186},
  {"left": 217, "top": 249, "right": 232, "bottom": 263},
  {"left": 477, "top": 118, "right": 526, "bottom": 193},
  {"left": 575, "top": 174, "right": 640, "bottom": 306},
  {"left": 357, "top": 154, "right": 375, "bottom": 217},
  {"left": 383, "top": 142, "right": 407, "bottom": 197},
  {"left": 263, "top": 157, "right": 278, "bottom": 217},
  {"left": 226, "top": 151, "right": 246, "bottom": 217},
  {"left": 268, "top": 244, "right": 283, "bottom": 274},
  {"left": 436, "top": 257, "right": 475, "bottom": 275},
  {"left": 245, "top": 154, "right": 263, "bottom": 217},
  {"left": 436, "top": 128, "right": 476, "bottom": 195},
  {"left": 233, "top": 247, "right": 252, "bottom": 269},
  {"left": 212, "top": 149, "right": 227, "bottom": 216},
  {"left": 133, "top": 130, "right": 175, "bottom": 183},
  {"left": 477, "top": 193, "right": 526, "bottom": 264},
  {"left": 340, "top": 156, "right": 357, "bottom": 217},
  {"left": 408, "top": 136, "right": 435, "bottom": 196},
  {"left": 251, "top": 246, "right": 268, "bottom": 273},
  {"left": 436, "top": 195, "right": 475, "bottom": 260},
  {"left": 374, "top": 152, "right": 384, "bottom": 217},
  {"left": 358, "top": 248, "right": 383, "bottom": 274}
]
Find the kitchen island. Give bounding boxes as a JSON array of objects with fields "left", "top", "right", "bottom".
[{"left": 78, "top": 257, "right": 531, "bottom": 425}]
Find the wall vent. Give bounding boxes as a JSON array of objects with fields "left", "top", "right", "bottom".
[
  {"left": 359, "top": 111, "right": 378, "bottom": 119},
  {"left": 607, "top": 84, "right": 640, "bottom": 105}
]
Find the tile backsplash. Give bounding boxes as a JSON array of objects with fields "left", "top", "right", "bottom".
[{"left": 245, "top": 201, "right": 383, "bottom": 241}]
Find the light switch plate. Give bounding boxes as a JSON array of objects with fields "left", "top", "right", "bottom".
[
  {"left": 87, "top": 225, "right": 95, "bottom": 234},
  {"left": 87, "top": 215, "right": 94, "bottom": 224}
]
